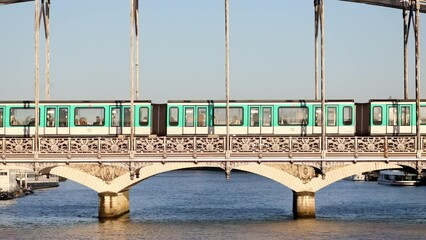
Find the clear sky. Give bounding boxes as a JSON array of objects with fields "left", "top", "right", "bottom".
[{"left": 0, "top": 0, "right": 425, "bottom": 103}]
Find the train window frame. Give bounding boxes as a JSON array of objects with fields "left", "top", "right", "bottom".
[
  {"left": 185, "top": 107, "right": 194, "bottom": 127},
  {"left": 169, "top": 107, "right": 179, "bottom": 127},
  {"left": 420, "top": 106, "right": 426, "bottom": 125},
  {"left": 74, "top": 107, "right": 105, "bottom": 126},
  {"left": 46, "top": 108, "right": 56, "bottom": 127},
  {"left": 250, "top": 107, "right": 259, "bottom": 127},
  {"left": 372, "top": 106, "right": 382, "bottom": 125},
  {"left": 111, "top": 108, "right": 121, "bottom": 127},
  {"left": 278, "top": 107, "right": 309, "bottom": 126},
  {"left": 400, "top": 106, "right": 410, "bottom": 126},
  {"left": 327, "top": 107, "right": 337, "bottom": 126},
  {"left": 372, "top": 106, "right": 383, "bottom": 126},
  {"left": 343, "top": 106, "right": 353, "bottom": 126},
  {"left": 139, "top": 107, "right": 149, "bottom": 126},
  {"left": 213, "top": 107, "right": 244, "bottom": 126},
  {"left": 388, "top": 106, "right": 398, "bottom": 126},
  {"left": 59, "top": 108, "right": 68, "bottom": 127},
  {"left": 0, "top": 108, "right": 3, "bottom": 128},
  {"left": 124, "top": 107, "right": 131, "bottom": 127},
  {"left": 262, "top": 107, "right": 272, "bottom": 127},
  {"left": 9, "top": 108, "right": 39, "bottom": 127},
  {"left": 197, "top": 107, "right": 207, "bottom": 127},
  {"left": 314, "top": 107, "right": 322, "bottom": 126}
]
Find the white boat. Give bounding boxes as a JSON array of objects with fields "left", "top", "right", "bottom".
[
  {"left": 0, "top": 169, "right": 24, "bottom": 199},
  {"left": 378, "top": 170, "right": 420, "bottom": 186},
  {"left": 351, "top": 174, "right": 366, "bottom": 181},
  {"left": 16, "top": 171, "right": 59, "bottom": 189}
]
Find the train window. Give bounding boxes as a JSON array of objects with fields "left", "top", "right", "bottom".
[
  {"left": 111, "top": 108, "right": 121, "bottom": 127},
  {"left": 74, "top": 108, "right": 104, "bottom": 126},
  {"left": 185, "top": 108, "right": 194, "bottom": 127},
  {"left": 10, "top": 108, "right": 37, "bottom": 126},
  {"left": 400, "top": 106, "right": 410, "bottom": 126},
  {"left": 420, "top": 107, "right": 426, "bottom": 125},
  {"left": 169, "top": 107, "right": 179, "bottom": 126},
  {"left": 263, "top": 107, "right": 272, "bottom": 127},
  {"left": 278, "top": 107, "right": 308, "bottom": 126},
  {"left": 388, "top": 107, "right": 398, "bottom": 126},
  {"left": 213, "top": 107, "right": 243, "bottom": 126},
  {"left": 139, "top": 107, "right": 149, "bottom": 126},
  {"left": 197, "top": 108, "right": 207, "bottom": 127},
  {"left": 250, "top": 108, "right": 259, "bottom": 127},
  {"left": 327, "top": 107, "right": 337, "bottom": 126},
  {"left": 343, "top": 107, "right": 353, "bottom": 125},
  {"left": 46, "top": 108, "right": 56, "bottom": 127},
  {"left": 124, "top": 108, "right": 131, "bottom": 127},
  {"left": 373, "top": 106, "right": 382, "bottom": 125},
  {"left": 0, "top": 108, "right": 3, "bottom": 127},
  {"left": 59, "top": 108, "right": 68, "bottom": 127},
  {"left": 315, "top": 107, "right": 322, "bottom": 126}
]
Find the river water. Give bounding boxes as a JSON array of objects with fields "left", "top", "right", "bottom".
[{"left": 1, "top": 170, "right": 426, "bottom": 239}]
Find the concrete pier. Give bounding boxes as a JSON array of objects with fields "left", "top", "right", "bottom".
[
  {"left": 293, "top": 191, "right": 316, "bottom": 219},
  {"left": 98, "top": 190, "right": 130, "bottom": 219}
]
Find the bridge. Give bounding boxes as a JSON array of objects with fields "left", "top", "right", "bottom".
[
  {"left": 1, "top": 0, "right": 426, "bottom": 220},
  {"left": 1, "top": 135, "right": 425, "bottom": 219}
]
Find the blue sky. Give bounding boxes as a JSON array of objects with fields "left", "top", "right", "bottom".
[{"left": 0, "top": 0, "right": 425, "bottom": 103}]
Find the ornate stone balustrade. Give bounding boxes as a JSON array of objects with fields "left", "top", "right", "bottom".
[{"left": 0, "top": 136, "right": 424, "bottom": 161}]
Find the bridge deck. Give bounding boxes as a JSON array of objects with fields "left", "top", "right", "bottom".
[
  {"left": 0, "top": 136, "right": 425, "bottom": 162},
  {"left": 340, "top": 0, "right": 426, "bottom": 13}
]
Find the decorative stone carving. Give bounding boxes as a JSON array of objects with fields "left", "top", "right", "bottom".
[
  {"left": 231, "top": 137, "right": 259, "bottom": 152},
  {"left": 166, "top": 137, "right": 194, "bottom": 153},
  {"left": 70, "top": 138, "right": 99, "bottom": 153},
  {"left": 39, "top": 138, "right": 68, "bottom": 154},
  {"left": 100, "top": 138, "right": 129, "bottom": 153},
  {"left": 357, "top": 137, "right": 384, "bottom": 152},
  {"left": 327, "top": 137, "right": 355, "bottom": 152},
  {"left": 196, "top": 137, "right": 225, "bottom": 153},
  {"left": 292, "top": 137, "right": 320, "bottom": 153},
  {"left": 135, "top": 137, "right": 165, "bottom": 153},
  {"left": 4, "top": 138, "right": 33, "bottom": 154},
  {"left": 267, "top": 163, "right": 317, "bottom": 184},
  {"left": 387, "top": 137, "right": 415, "bottom": 153},
  {"left": 71, "top": 164, "right": 128, "bottom": 183},
  {"left": 261, "top": 137, "right": 290, "bottom": 152}
]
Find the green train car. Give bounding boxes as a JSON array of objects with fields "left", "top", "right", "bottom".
[
  {"left": 356, "top": 99, "right": 426, "bottom": 136},
  {"left": 0, "top": 101, "right": 152, "bottom": 136},
  {"left": 165, "top": 100, "right": 355, "bottom": 136}
]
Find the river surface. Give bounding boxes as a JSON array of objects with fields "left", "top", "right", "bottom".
[{"left": 1, "top": 170, "right": 426, "bottom": 239}]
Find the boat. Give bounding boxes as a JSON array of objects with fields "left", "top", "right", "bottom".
[
  {"left": 16, "top": 171, "right": 59, "bottom": 189},
  {"left": 378, "top": 170, "right": 420, "bottom": 186},
  {"left": 0, "top": 169, "right": 25, "bottom": 200},
  {"left": 351, "top": 174, "right": 366, "bottom": 181}
]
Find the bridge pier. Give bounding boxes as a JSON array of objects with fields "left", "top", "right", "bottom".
[
  {"left": 98, "top": 190, "right": 130, "bottom": 219},
  {"left": 292, "top": 191, "right": 316, "bottom": 219}
]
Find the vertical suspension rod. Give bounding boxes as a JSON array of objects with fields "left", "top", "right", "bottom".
[
  {"left": 43, "top": 0, "right": 51, "bottom": 100},
  {"left": 320, "top": 0, "right": 326, "bottom": 157},
  {"left": 225, "top": 0, "right": 230, "bottom": 158},
  {"left": 414, "top": 0, "right": 421, "bottom": 157},
  {"left": 135, "top": 0, "right": 140, "bottom": 100},
  {"left": 314, "top": 0, "right": 319, "bottom": 100},
  {"left": 130, "top": 0, "right": 135, "bottom": 152},
  {"left": 34, "top": 0, "right": 41, "bottom": 155}
]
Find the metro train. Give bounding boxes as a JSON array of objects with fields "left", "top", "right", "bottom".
[{"left": 0, "top": 99, "right": 425, "bottom": 137}]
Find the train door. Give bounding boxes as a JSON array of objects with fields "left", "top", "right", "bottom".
[
  {"left": 0, "top": 107, "right": 4, "bottom": 135},
  {"left": 387, "top": 104, "right": 413, "bottom": 135},
  {"left": 44, "top": 106, "right": 70, "bottom": 135},
  {"left": 183, "top": 106, "right": 195, "bottom": 135},
  {"left": 110, "top": 107, "right": 122, "bottom": 135},
  {"left": 196, "top": 107, "right": 208, "bottom": 135},
  {"left": 313, "top": 105, "right": 338, "bottom": 135},
  {"left": 248, "top": 106, "right": 273, "bottom": 135}
]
